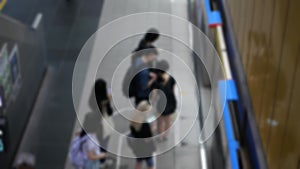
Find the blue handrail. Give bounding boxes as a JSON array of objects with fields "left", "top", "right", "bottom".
[
  {"left": 204, "top": 0, "right": 222, "bottom": 27},
  {"left": 219, "top": 80, "right": 240, "bottom": 169}
]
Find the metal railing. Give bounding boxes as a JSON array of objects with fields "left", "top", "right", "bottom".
[
  {"left": 199, "top": 0, "right": 268, "bottom": 168},
  {"left": 203, "top": 0, "right": 240, "bottom": 168}
]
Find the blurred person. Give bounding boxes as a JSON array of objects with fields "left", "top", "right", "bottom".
[
  {"left": 136, "top": 28, "right": 160, "bottom": 50},
  {"left": 94, "top": 79, "right": 113, "bottom": 147},
  {"left": 153, "top": 60, "right": 176, "bottom": 141},
  {"left": 132, "top": 47, "right": 158, "bottom": 105},
  {"left": 132, "top": 28, "right": 160, "bottom": 64},
  {"left": 95, "top": 79, "right": 113, "bottom": 116},
  {"left": 128, "top": 101, "right": 156, "bottom": 169},
  {"left": 94, "top": 79, "right": 114, "bottom": 167},
  {"left": 69, "top": 129, "right": 106, "bottom": 169},
  {"left": 123, "top": 47, "right": 158, "bottom": 104},
  {"left": 71, "top": 79, "right": 114, "bottom": 169}
]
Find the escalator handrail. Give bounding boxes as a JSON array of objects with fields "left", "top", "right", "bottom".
[{"left": 203, "top": 0, "right": 240, "bottom": 168}]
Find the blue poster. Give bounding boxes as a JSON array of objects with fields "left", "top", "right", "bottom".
[{"left": 9, "top": 45, "right": 20, "bottom": 83}]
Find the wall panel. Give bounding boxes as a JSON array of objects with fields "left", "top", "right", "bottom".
[
  {"left": 246, "top": 0, "right": 265, "bottom": 122},
  {"left": 256, "top": 0, "right": 289, "bottom": 153},
  {"left": 279, "top": 52, "right": 300, "bottom": 169},
  {"left": 227, "top": 0, "right": 300, "bottom": 168},
  {"left": 236, "top": 0, "right": 247, "bottom": 52},
  {"left": 267, "top": 0, "right": 300, "bottom": 168},
  {"left": 256, "top": 0, "right": 275, "bottom": 128},
  {"left": 240, "top": 0, "right": 255, "bottom": 72}
]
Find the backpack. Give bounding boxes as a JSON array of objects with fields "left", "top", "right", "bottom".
[{"left": 69, "top": 136, "right": 87, "bottom": 168}]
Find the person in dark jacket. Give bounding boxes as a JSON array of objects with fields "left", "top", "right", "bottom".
[{"left": 132, "top": 47, "right": 158, "bottom": 105}]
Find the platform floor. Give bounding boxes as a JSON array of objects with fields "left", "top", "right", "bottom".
[
  {"left": 65, "top": 0, "right": 205, "bottom": 169},
  {"left": 3, "top": 0, "right": 213, "bottom": 169}
]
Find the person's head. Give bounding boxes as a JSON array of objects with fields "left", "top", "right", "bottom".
[
  {"left": 156, "top": 60, "right": 169, "bottom": 74},
  {"left": 144, "top": 28, "right": 160, "bottom": 43},
  {"left": 141, "top": 47, "right": 158, "bottom": 63}
]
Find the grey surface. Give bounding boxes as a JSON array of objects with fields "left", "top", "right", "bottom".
[
  {"left": 0, "top": 14, "right": 46, "bottom": 168},
  {"left": 65, "top": 0, "right": 204, "bottom": 169},
  {"left": 1, "top": 0, "right": 217, "bottom": 168},
  {"left": 1, "top": 0, "right": 104, "bottom": 169}
]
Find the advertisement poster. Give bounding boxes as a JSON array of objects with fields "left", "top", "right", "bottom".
[
  {"left": 0, "top": 43, "right": 21, "bottom": 110},
  {"left": 8, "top": 44, "right": 21, "bottom": 102},
  {"left": 0, "top": 44, "right": 12, "bottom": 108},
  {"left": 9, "top": 44, "right": 21, "bottom": 84}
]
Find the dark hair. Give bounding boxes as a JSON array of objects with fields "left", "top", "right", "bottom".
[
  {"left": 136, "top": 28, "right": 160, "bottom": 51},
  {"left": 95, "top": 79, "right": 108, "bottom": 103},
  {"left": 94, "top": 79, "right": 113, "bottom": 116},
  {"left": 80, "top": 129, "right": 87, "bottom": 138},
  {"left": 144, "top": 28, "right": 160, "bottom": 42}
]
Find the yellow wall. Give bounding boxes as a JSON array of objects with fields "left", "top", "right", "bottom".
[{"left": 227, "top": 0, "right": 300, "bottom": 168}]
